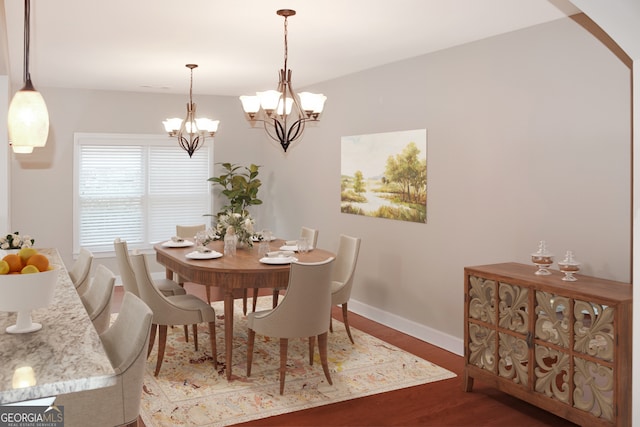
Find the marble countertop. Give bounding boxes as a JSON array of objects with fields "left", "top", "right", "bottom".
[{"left": 0, "top": 248, "right": 116, "bottom": 404}]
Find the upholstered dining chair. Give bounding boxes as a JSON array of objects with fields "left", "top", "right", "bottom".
[
  {"left": 80, "top": 264, "right": 115, "bottom": 335},
  {"left": 114, "top": 238, "right": 186, "bottom": 298},
  {"left": 68, "top": 247, "right": 93, "bottom": 296},
  {"left": 130, "top": 252, "right": 218, "bottom": 376},
  {"left": 55, "top": 292, "right": 153, "bottom": 427},
  {"left": 301, "top": 226, "right": 319, "bottom": 249},
  {"left": 247, "top": 257, "right": 335, "bottom": 395},
  {"left": 114, "top": 237, "right": 193, "bottom": 344},
  {"left": 253, "top": 226, "right": 321, "bottom": 313},
  {"left": 329, "top": 234, "right": 362, "bottom": 344},
  {"left": 176, "top": 223, "right": 206, "bottom": 240}
]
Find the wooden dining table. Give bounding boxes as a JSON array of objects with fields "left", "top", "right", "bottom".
[{"left": 154, "top": 239, "right": 334, "bottom": 380}]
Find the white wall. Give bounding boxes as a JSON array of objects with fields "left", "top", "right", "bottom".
[
  {"left": 8, "top": 17, "right": 630, "bottom": 356},
  {"left": 261, "top": 17, "right": 631, "bottom": 352}
]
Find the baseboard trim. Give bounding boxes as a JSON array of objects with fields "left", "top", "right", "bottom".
[
  {"left": 143, "top": 273, "right": 464, "bottom": 357},
  {"left": 348, "top": 298, "right": 464, "bottom": 357}
]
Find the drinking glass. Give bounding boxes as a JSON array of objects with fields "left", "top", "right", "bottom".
[
  {"left": 258, "top": 241, "right": 270, "bottom": 258},
  {"left": 297, "top": 237, "right": 309, "bottom": 254}
]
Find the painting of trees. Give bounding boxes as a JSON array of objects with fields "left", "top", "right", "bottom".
[{"left": 341, "top": 129, "right": 427, "bottom": 223}]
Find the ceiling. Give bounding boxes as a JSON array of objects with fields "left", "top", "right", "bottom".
[{"left": 1, "top": 0, "right": 580, "bottom": 97}]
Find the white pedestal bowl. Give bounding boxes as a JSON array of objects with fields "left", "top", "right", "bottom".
[{"left": 0, "top": 266, "right": 59, "bottom": 333}]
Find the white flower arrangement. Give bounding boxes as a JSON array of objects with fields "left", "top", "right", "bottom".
[
  {"left": 214, "top": 211, "right": 255, "bottom": 247},
  {"left": 1, "top": 232, "right": 35, "bottom": 250}
]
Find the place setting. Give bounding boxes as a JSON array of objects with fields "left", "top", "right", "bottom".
[
  {"left": 160, "top": 236, "right": 195, "bottom": 248},
  {"left": 259, "top": 250, "right": 297, "bottom": 265}
]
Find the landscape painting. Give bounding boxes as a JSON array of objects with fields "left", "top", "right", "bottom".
[{"left": 341, "top": 129, "right": 427, "bottom": 223}]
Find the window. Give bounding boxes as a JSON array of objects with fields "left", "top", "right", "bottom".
[{"left": 73, "top": 133, "right": 213, "bottom": 255}]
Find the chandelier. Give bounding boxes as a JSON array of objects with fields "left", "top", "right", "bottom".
[
  {"left": 8, "top": 0, "right": 50, "bottom": 154},
  {"left": 163, "top": 64, "right": 219, "bottom": 157},
  {"left": 239, "top": 9, "right": 326, "bottom": 153}
]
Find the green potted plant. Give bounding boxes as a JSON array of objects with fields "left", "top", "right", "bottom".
[
  {"left": 208, "top": 163, "right": 262, "bottom": 215},
  {"left": 207, "top": 163, "right": 262, "bottom": 246}
]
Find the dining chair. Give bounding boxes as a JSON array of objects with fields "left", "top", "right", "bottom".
[
  {"left": 80, "top": 264, "right": 115, "bottom": 335},
  {"left": 176, "top": 223, "right": 206, "bottom": 239},
  {"left": 301, "top": 226, "right": 319, "bottom": 248},
  {"left": 253, "top": 226, "right": 321, "bottom": 313},
  {"left": 55, "top": 292, "right": 153, "bottom": 427},
  {"left": 247, "top": 257, "right": 335, "bottom": 395},
  {"left": 114, "top": 238, "right": 187, "bottom": 298},
  {"left": 130, "top": 252, "right": 217, "bottom": 376},
  {"left": 329, "top": 234, "right": 362, "bottom": 344},
  {"left": 114, "top": 237, "right": 192, "bottom": 345},
  {"left": 68, "top": 247, "right": 93, "bottom": 296}
]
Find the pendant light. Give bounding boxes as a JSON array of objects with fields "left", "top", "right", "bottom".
[
  {"left": 239, "top": 9, "right": 326, "bottom": 153},
  {"left": 8, "top": 0, "right": 50, "bottom": 154}
]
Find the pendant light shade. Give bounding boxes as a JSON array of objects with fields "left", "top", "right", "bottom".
[
  {"left": 8, "top": 78, "right": 50, "bottom": 152},
  {"left": 8, "top": 0, "right": 50, "bottom": 153}
]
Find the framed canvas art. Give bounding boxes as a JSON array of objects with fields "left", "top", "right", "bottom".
[{"left": 341, "top": 129, "right": 427, "bottom": 223}]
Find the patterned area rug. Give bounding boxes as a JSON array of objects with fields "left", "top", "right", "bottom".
[{"left": 137, "top": 296, "right": 456, "bottom": 427}]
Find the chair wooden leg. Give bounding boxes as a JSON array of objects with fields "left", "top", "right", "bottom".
[
  {"left": 247, "top": 328, "right": 256, "bottom": 377},
  {"left": 308, "top": 336, "right": 316, "bottom": 365},
  {"left": 206, "top": 286, "right": 211, "bottom": 304},
  {"left": 124, "top": 417, "right": 138, "bottom": 427},
  {"left": 329, "top": 314, "right": 333, "bottom": 332},
  {"left": 192, "top": 324, "right": 199, "bottom": 351},
  {"left": 279, "top": 338, "right": 289, "bottom": 395},
  {"left": 154, "top": 325, "right": 168, "bottom": 376},
  {"left": 272, "top": 289, "right": 279, "bottom": 308},
  {"left": 148, "top": 324, "right": 157, "bottom": 358},
  {"left": 208, "top": 321, "right": 217, "bottom": 366},
  {"left": 318, "top": 332, "right": 333, "bottom": 385},
  {"left": 342, "top": 303, "right": 354, "bottom": 344},
  {"left": 184, "top": 325, "right": 189, "bottom": 343},
  {"left": 252, "top": 288, "right": 259, "bottom": 312}
]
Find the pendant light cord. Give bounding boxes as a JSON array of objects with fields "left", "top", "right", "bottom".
[{"left": 23, "top": 0, "right": 31, "bottom": 83}]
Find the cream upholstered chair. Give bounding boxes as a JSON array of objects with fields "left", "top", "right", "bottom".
[
  {"left": 80, "top": 264, "right": 115, "bottom": 335},
  {"left": 55, "top": 292, "right": 153, "bottom": 427},
  {"left": 247, "top": 257, "right": 335, "bottom": 395},
  {"left": 176, "top": 224, "right": 206, "bottom": 240},
  {"left": 329, "top": 235, "right": 361, "bottom": 344},
  {"left": 254, "top": 226, "right": 321, "bottom": 313},
  {"left": 114, "top": 238, "right": 192, "bottom": 344},
  {"left": 130, "top": 252, "right": 217, "bottom": 376},
  {"left": 114, "top": 238, "right": 186, "bottom": 298},
  {"left": 68, "top": 247, "right": 93, "bottom": 296},
  {"left": 300, "top": 226, "right": 319, "bottom": 248}
]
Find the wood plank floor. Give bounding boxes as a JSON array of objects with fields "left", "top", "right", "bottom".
[{"left": 113, "top": 285, "right": 577, "bottom": 427}]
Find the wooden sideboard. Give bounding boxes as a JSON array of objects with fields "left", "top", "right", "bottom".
[{"left": 463, "top": 262, "right": 632, "bottom": 427}]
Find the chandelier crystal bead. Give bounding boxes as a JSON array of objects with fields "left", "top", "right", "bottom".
[{"left": 239, "top": 9, "right": 326, "bottom": 153}]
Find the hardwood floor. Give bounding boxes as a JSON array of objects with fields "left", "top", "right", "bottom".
[{"left": 113, "top": 285, "right": 577, "bottom": 427}]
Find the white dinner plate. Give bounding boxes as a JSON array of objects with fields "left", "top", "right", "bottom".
[
  {"left": 161, "top": 240, "right": 195, "bottom": 248},
  {"left": 260, "top": 256, "right": 298, "bottom": 265},
  {"left": 279, "top": 245, "right": 314, "bottom": 252},
  {"left": 185, "top": 251, "right": 223, "bottom": 260}
]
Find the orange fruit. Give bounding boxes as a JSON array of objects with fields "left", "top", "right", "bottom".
[
  {"left": 26, "top": 253, "right": 49, "bottom": 272},
  {"left": 3, "top": 254, "right": 23, "bottom": 273}
]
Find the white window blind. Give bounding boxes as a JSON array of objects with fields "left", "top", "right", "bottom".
[{"left": 73, "top": 133, "right": 213, "bottom": 254}]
